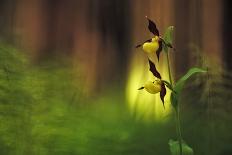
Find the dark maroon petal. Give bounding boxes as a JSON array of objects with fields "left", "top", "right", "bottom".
[
  {"left": 135, "top": 39, "right": 152, "bottom": 48},
  {"left": 156, "top": 40, "right": 163, "bottom": 61},
  {"left": 160, "top": 82, "right": 166, "bottom": 108},
  {"left": 135, "top": 44, "right": 142, "bottom": 48},
  {"left": 146, "top": 16, "right": 159, "bottom": 36},
  {"left": 148, "top": 59, "right": 161, "bottom": 79}
]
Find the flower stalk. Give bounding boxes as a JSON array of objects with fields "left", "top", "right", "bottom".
[
  {"left": 136, "top": 16, "right": 206, "bottom": 155},
  {"left": 166, "top": 52, "right": 173, "bottom": 86},
  {"left": 176, "top": 106, "right": 183, "bottom": 155},
  {"left": 166, "top": 50, "right": 182, "bottom": 155}
]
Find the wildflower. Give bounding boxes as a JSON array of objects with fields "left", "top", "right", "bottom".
[
  {"left": 139, "top": 79, "right": 161, "bottom": 94},
  {"left": 142, "top": 36, "right": 159, "bottom": 54},
  {"left": 138, "top": 59, "right": 167, "bottom": 107},
  {"left": 136, "top": 16, "right": 173, "bottom": 60}
]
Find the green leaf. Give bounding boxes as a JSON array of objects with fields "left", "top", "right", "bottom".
[
  {"left": 163, "top": 26, "right": 174, "bottom": 53},
  {"left": 164, "top": 26, "right": 174, "bottom": 44},
  {"left": 174, "top": 67, "right": 206, "bottom": 94},
  {"left": 169, "top": 139, "right": 194, "bottom": 155}
]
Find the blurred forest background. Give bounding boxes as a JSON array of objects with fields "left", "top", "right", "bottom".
[{"left": 0, "top": 0, "right": 232, "bottom": 155}]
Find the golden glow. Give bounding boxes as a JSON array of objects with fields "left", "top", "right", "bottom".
[{"left": 126, "top": 52, "right": 172, "bottom": 122}]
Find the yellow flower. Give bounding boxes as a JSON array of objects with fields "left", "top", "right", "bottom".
[
  {"left": 143, "top": 79, "right": 162, "bottom": 94},
  {"left": 142, "top": 36, "right": 159, "bottom": 54},
  {"left": 138, "top": 59, "right": 167, "bottom": 107}
]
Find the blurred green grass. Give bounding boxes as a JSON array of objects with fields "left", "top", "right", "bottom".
[
  {"left": 0, "top": 44, "right": 232, "bottom": 155},
  {"left": 0, "top": 44, "right": 172, "bottom": 155}
]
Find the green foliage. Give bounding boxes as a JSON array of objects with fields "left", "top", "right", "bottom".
[
  {"left": 174, "top": 67, "right": 206, "bottom": 93},
  {"left": 0, "top": 43, "right": 173, "bottom": 155},
  {"left": 170, "top": 92, "right": 178, "bottom": 108},
  {"left": 137, "top": 18, "right": 208, "bottom": 155},
  {"left": 169, "top": 139, "right": 194, "bottom": 155},
  {"left": 0, "top": 43, "right": 232, "bottom": 155},
  {"left": 170, "top": 67, "right": 206, "bottom": 109},
  {"left": 163, "top": 26, "right": 174, "bottom": 53},
  {"left": 0, "top": 43, "right": 81, "bottom": 154},
  {"left": 0, "top": 44, "right": 32, "bottom": 155}
]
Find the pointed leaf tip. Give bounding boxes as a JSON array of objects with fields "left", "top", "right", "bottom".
[
  {"left": 148, "top": 59, "right": 161, "bottom": 79},
  {"left": 164, "top": 26, "right": 174, "bottom": 44},
  {"left": 174, "top": 67, "right": 207, "bottom": 93},
  {"left": 163, "top": 26, "right": 175, "bottom": 53}
]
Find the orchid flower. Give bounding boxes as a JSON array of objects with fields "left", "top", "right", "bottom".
[
  {"left": 138, "top": 59, "right": 167, "bottom": 108},
  {"left": 136, "top": 16, "right": 173, "bottom": 60}
]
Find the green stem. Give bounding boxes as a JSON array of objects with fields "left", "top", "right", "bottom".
[
  {"left": 166, "top": 52, "right": 182, "bottom": 155},
  {"left": 166, "top": 52, "right": 173, "bottom": 86},
  {"left": 175, "top": 106, "right": 183, "bottom": 155}
]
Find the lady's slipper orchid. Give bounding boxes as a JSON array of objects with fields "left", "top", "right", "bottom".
[
  {"left": 139, "top": 80, "right": 162, "bottom": 94},
  {"left": 136, "top": 16, "right": 173, "bottom": 61},
  {"left": 138, "top": 59, "right": 167, "bottom": 108},
  {"left": 142, "top": 36, "right": 159, "bottom": 54},
  {"left": 134, "top": 17, "right": 205, "bottom": 154}
]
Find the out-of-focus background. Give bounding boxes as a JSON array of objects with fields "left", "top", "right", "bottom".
[{"left": 0, "top": 0, "right": 232, "bottom": 155}]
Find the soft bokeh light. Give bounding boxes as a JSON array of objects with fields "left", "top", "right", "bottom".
[
  {"left": 126, "top": 51, "right": 172, "bottom": 122},
  {"left": 0, "top": 0, "right": 232, "bottom": 155}
]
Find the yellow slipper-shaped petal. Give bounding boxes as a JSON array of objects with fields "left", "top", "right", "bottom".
[
  {"left": 144, "top": 80, "right": 161, "bottom": 94},
  {"left": 142, "top": 36, "right": 159, "bottom": 54}
]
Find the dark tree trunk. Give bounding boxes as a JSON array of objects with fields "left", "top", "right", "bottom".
[{"left": 223, "top": 0, "right": 232, "bottom": 71}]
